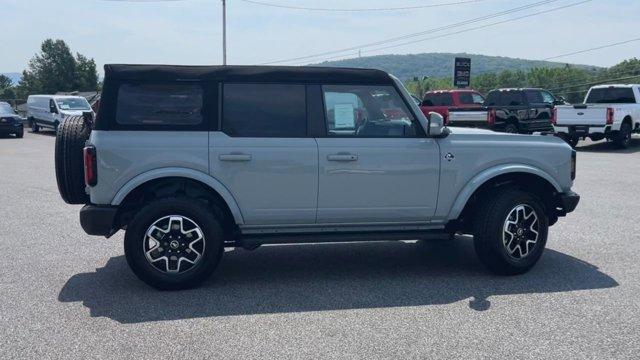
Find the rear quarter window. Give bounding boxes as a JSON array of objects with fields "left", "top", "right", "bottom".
[
  {"left": 422, "top": 93, "right": 454, "bottom": 106},
  {"left": 487, "top": 91, "right": 524, "bottom": 106},
  {"left": 459, "top": 92, "right": 484, "bottom": 105},
  {"left": 116, "top": 83, "right": 204, "bottom": 126}
]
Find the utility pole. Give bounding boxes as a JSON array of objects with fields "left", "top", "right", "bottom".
[{"left": 222, "top": 0, "right": 227, "bottom": 65}]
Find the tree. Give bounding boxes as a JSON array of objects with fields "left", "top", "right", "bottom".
[
  {"left": 16, "top": 39, "right": 99, "bottom": 96},
  {"left": 75, "top": 53, "right": 98, "bottom": 91},
  {"left": 0, "top": 74, "right": 12, "bottom": 90}
]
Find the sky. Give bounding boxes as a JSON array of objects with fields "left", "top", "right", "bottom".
[{"left": 1, "top": 0, "right": 639, "bottom": 74}]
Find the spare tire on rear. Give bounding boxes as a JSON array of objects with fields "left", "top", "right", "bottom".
[{"left": 55, "top": 115, "right": 92, "bottom": 204}]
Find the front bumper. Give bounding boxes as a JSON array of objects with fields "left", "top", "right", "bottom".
[
  {"left": 0, "top": 121, "right": 23, "bottom": 133},
  {"left": 80, "top": 205, "right": 118, "bottom": 237},
  {"left": 557, "top": 191, "right": 580, "bottom": 216}
]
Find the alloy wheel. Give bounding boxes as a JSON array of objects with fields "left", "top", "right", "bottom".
[
  {"left": 502, "top": 204, "right": 540, "bottom": 260},
  {"left": 143, "top": 215, "right": 205, "bottom": 274}
]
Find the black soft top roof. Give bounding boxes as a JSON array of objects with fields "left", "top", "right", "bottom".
[{"left": 104, "top": 64, "right": 394, "bottom": 85}]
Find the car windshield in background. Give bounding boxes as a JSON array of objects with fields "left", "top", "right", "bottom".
[
  {"left": 56, "top": 98, "right": 91, "bottom": 110},
  {"left": 586, "top": 88, "right": 636, "bottom": 103},
  {"left": 0, "top": 103, "right": 14, "bottom": 114}
]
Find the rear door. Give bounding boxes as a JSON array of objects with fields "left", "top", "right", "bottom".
[
  {"left": 209, "top": 83, "right": 318, "bottom": 225},
  {"left": 315, "top": 84, "right": 440, "bottom": 224}
]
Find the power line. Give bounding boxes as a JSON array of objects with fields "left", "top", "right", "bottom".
[
  {"left": 260, "top": 0, "right": 563, "bottom": 65},
  {"left": 543, "top": 37, "right": 640, "bottom": 60},
  {"left": 239, "top": 0, "right": 489, "bottom": 12},
  {"left": 547, "top": 73, "right": 640, "bottom": 92},
  {"left": 558, "top": 77, "right": 640, "bottom": 95},
  {"left": 296, "top": 0, "right": 591, "bottom": 65}
]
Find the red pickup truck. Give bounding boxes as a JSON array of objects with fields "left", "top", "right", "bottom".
[{"left": 420, "top": 89, "right": 485, "bottom": 124}]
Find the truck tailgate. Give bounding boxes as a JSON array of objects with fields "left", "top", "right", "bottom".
[
  {"left": 448, "top": 110, "right": 488, "bottom": 124},
  {"left": 556, "top": 105, "right": 607, "bottom": 126}
]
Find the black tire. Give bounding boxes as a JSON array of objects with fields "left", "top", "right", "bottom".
[
  {"left": 124, "top": 197, "right": 225, "bottom": 290},
  {"left": 15, "top": 127, "right": 24, "bottom": 138},
  {"left": 55, "top": 115, "right": 91, "bottom": 204},
  {"left": 613, "top": 122, "right": 632, "bottom": 149},
  {"left": 473, "top": 188, "right": 549, "bottom": 275},
  {"left": 504, "top": 123, "right": 518, "bottom": 134},
  {"left": 30, "top": 120, "right": 39, "bottom": 133},
  {"left": 566, "top": 136, "right": 579, "bottom": 148}
]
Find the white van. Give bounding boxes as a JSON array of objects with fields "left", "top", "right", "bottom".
[{"left": 27, "top": 95, "right": 94, "bottom": 132}]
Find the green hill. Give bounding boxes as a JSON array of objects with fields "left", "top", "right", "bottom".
[{"left": 313, "top": 53, "right": 601, "bottom": 80}]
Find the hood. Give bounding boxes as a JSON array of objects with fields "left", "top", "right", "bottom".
[
  {"left": 0, "top": 112, "right": 20, "bottom": 118},
  {"left": 447, "top": 126, "right": 568, "bottom": 146}
]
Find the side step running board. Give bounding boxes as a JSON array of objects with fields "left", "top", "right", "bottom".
[{"left": 237, "top": 230, "right": 451, "bottom": 250}]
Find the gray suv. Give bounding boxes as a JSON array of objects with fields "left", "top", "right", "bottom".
[{"left": 55, "top": 65, "right": 580, "bottom": 290}]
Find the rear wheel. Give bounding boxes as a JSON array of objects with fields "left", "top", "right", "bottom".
[
  {"left": 504, "top": 123, "right": 518, "bottom": 134},
  {"left": 613, "top": 122, "right": 632, "bottom": 149},
  {"left": 473, "top": 188, "right": 548, "bottom": 275},
  {"left": 55, "top": 115, "right": 91, "bottom": 204},
  {"left": 124, "top": 197, "right": 225, "bottom": 290},
  {"left": 30, "top": 120, "right": 39, "bottom": 133}
]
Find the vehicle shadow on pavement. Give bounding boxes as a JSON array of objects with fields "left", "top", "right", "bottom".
[
  {"left": 576, "top": 137, "right": 640, "bottom": 154},
  {"left": 58, "top": 237, "right": 617, "bottom": 323}
]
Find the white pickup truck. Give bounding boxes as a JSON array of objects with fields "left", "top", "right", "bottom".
[{"left": 554, "top": 84, "right": 640, "bottom": 148}]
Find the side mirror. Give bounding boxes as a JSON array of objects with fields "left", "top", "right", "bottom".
[
  {"left": 50, "top": 104, "right": 58, "bottom": 114},
  {"left": 427, "top": 111, "right": 445, "bottom": 137}
]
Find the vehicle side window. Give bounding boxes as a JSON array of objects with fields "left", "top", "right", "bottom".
[
  {"left": 525, "top": 90, "right": 544, "bottom": 104},
  {"left": 497, "top": 91, "right": 524, "bottom": 106},
  {"left": 541, "top": 91, "right": 555, "bottom": 104},
  {"left": 459, "top": 92, "right": 485, "bottom": 105},
  {"left": 222, "top": 83, "right": 306, "bottom": 137},
  {"left": 116, "top": 83, "right": 203, "bottom": 126},
  {"left": 322, "top": 85, "right": 422, "bottom": 138}
]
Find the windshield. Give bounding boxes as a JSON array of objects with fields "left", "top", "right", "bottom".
[
  {"left": 56, "top": 98, "right": 91, "bottom": 110},
  {"left": 586, "top": 88, "right": 636, "bottom": 104},
  {"left": 0, "top": 102, "right": 14, "bottom": 114}
]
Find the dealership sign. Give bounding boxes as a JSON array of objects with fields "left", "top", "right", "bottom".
[{"left": 454, "top": 57, "right": 471, "bottom": 88}]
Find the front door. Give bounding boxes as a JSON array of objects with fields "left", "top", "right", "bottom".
[
  {"left": 316, "top": 84, "right": 440, "bottom": 224},
  {"left": 210, "top": 83, "right": 318, "bottom": 225}
]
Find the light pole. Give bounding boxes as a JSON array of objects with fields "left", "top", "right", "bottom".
[{"left": 222, "top": 0, "right": 227, "bottom": 65}]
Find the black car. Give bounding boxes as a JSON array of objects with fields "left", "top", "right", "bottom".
[
  {"left": 484, "top": 88, "right": 561, "bottom": 133},
  {"left": 0, "top": 102, "right": 24, "bottom": 138}
]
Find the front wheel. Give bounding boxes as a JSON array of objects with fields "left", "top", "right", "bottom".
[
  {"left": 124, "top": 197, "right": 225, "bottom": 290},
  {"left": 15, "top": 128, "right": 24, "bottom": 138},
  {"left": 473, "top": 188, "right": 548, "bottom": 275}
]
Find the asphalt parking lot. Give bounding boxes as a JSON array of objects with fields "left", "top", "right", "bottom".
[{"left": 1, "top": 131, "right": 639, "bottom": 359}]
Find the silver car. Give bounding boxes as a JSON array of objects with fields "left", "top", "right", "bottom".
[{"left": 55, "top": 65, "right": 580, "bottom": 290}]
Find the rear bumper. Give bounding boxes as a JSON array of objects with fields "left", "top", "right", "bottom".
[
  {"left": 557, "top": 191, "right": 580, "bottom": 216},
  {"left": 79, "top": 205, "right": 118, "bottom": 237},
  {"left": 519, "top": 120, "right": 554, "bottom": 132},
  {"left": 555, "top": 124, "right": 610, "bottom": 137}
]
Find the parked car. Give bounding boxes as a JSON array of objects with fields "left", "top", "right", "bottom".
[
  {"left": 437, "top": 88, "right": 560, "bottom": 134},
  {"left": 27, "top": 95, "right": 94, "bottom": 132},
  {"left": 419, "top": 89, "right": 485, "bottom": 124},
  {"left": 0, "top": 101, "right": 24, "bottom": 138},
  {"left": 554, "top": 84, "right": 640, "bottom": 148},
  {"left": 54, "top": 64, "right": 579, "bottom": 290}
]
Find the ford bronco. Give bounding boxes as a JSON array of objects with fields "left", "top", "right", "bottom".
[{"left": 55, "top": 65, "right": 580, "bottom": 290}]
